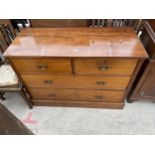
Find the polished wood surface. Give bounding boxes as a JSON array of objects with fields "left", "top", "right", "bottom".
[
  {"left": 5, "top": 27, "right": 148, "bottom": 109},
  {"left": 21, "top": 74, "right": 130, "bottom": 90},
  {"left": 0, "top": 103, "right": 33, "bottom": 135},
  {"left": 4, "top": 28, "right": 148, "bottom": 58}
]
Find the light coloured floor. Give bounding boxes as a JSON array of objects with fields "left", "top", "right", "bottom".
[{"left": 1, "top": 92, "right": 155, "bottom": 135}]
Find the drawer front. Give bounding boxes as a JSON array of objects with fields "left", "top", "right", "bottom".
[
  {"left": 74, "top": 58, "right": 137, "bottom": 75},
  {"left": 78, "top": 90, "right": 124, "bottom": 102},
  {"left": 21, "top": 75, "right": 130, "bottom": 90},
  {"left": 11, "top": 58, "right": 71, "bottom": 74},
  {"left": 29, "top": 88, "right": 77, "bottom": 100}
]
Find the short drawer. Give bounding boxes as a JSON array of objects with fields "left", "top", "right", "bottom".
[
  {"left": 29, "top": 88, "right": 77, "bottom": 100},
  {"left": 11, "top": 58, "right": 72, "bottom": 74},
  {"left": 78, "top": 90, "right": 124, "bottom": 102},
  {"left": 74, "top": 58, "right": 137, "bottom": 75},
  {"left": 21, "top": 75, "right": 130, "bottom": 90}
]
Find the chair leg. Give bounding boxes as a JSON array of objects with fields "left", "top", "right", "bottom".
[
  {"left": 0, "top": 91, "right": 5, "bottom": 100},
  {"left": 19, "top": 89, "right": 33, "bottom": 109}
]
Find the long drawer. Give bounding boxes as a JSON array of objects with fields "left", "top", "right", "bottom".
[
  {"left": 29, "top": 88, "right": 77, "bottom": 100},
  {"left": 21, "top": 75, "right": 130, "bottom": 90},
  {"left": 11, "top": 58, "right": 72, "bottom": 74},
  {"left": 29, "top": 88, "right": 124, "bottom": 103},
  {"left": 74, "top": 58, "right": 137, "bottom": 75},
  {"left": 78, "top": 90, "right": 124, "bottom": 102}
]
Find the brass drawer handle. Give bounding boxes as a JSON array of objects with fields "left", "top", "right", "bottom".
[
  {"left": 98, "top": 65, "right": 109, "bottom": 71},
  {"left": 44, "top": 80, "right": 53, "bottom": 84},
  {"left": 94, "top": 95, "right": 103, "bottom": 100},
  {"left": 96, "top": 81, "right": 106, "bottom": 85},
  {"left": 37, "top": 64, "right": 48, "bottom": 71},
  {"left": 48, "top": 93, "right": 57, "bottom": 97}
]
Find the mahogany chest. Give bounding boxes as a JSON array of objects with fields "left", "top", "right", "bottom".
[{"left": 4, "top": 28, "right": 148, "bottom": 108}]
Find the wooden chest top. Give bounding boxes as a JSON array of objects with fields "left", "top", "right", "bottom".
[{"left": 4, "top": 27, "right": 148, "bottom": 58}]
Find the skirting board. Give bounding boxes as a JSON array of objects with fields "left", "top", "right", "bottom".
[{"left": 32, "top": 100, "right": 124, "bottom": 109}]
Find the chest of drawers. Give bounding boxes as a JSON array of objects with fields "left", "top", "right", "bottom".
[{"left": 4, "top": 28, "right": 148, "bottom": 109}]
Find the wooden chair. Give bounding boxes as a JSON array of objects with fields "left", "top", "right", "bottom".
[
  {"left": 89, "top": 19, "right": 144, "bottom": 32},
  {"left": 0, "top": 19, "right": 16, "bottom": 38},
  {"left": 0, "top": 26, "right": 8, "bottom": 53},
  {"left": 0, "top": 64, "right": 33, "bottom": 109},
  {"left": 0, "top": 24, "right": 33, "bottom": 109}
]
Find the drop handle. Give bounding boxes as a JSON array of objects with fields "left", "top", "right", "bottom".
[
  {"left": 44, "top": 80, "right": 53, "bottom": 84},
  {"left": 48, "top": 93, "right": 57, "bottom": 97},
  {"left": 37, "top": 64, "right": 48, "bottom": 71},
  {"left": 96, "top": 81, "right": 106, "bottom": 85},
  {"left": 94, "top": 95, "right": 103, "bottom": 100},
  {"left": 98, "top": 65, "right": 109, "bottom": 71}
]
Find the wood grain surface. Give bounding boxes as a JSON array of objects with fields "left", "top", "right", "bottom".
[{"left": 4, "top": 28, "right": 148, "bottom": 58}]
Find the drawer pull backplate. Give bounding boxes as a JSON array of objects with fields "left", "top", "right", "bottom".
[
  {"left": 98, "top": 65, "right": 109, "bottom": 71},
  {"left": 37, "top": 64, "right": 48, "bottom": 71}
]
